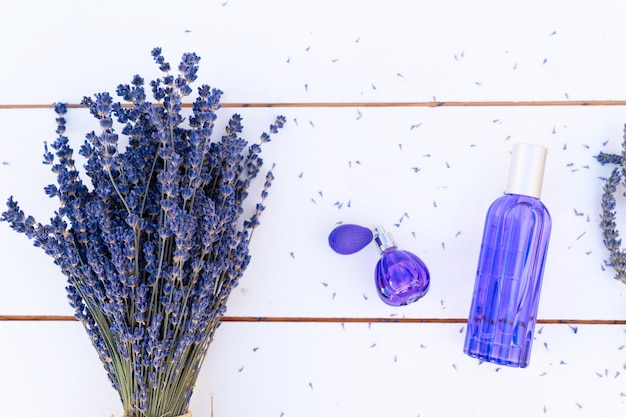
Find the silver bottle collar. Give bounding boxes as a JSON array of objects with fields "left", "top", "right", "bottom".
[{"left": 374, "top": 226, "right": 396, "bottom": 253}]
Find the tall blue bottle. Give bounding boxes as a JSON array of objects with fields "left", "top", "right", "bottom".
[{"left": 463, "top": 143, "right": 551, "bottom": 368}]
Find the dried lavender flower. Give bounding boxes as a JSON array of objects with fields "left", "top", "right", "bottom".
[
  {"left": 1, "top": 48, "right": 286, "bottom": 417},
  {"left": 595, "top": 124, "right": 626, "bottom": 284}
]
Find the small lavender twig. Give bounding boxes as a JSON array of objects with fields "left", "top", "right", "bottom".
[{"left": 596, "top": 124, "right": 626, "bottom": 284}]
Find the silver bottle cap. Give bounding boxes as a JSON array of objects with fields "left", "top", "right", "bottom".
[
  {"left": 374, "top": 226, "right": 396, "bottom": 253},
  {"left": 505, "top": 143, "right": 547, "bottom": 199}
]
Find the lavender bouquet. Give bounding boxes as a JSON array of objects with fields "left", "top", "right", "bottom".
[{"left": 1, "top": 48, "right": 285, "bottom": 417}]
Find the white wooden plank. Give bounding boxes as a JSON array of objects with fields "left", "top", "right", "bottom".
[
  {"left": 0, "top": 321, "right": 122, "bottom": 416},
  {"left": 228, "top": 105, "right": 626, "bottom": 320},
  {"left": 1, "top": 321, "right": 624, "bottom": 416},
  {"left": 1, "top": 106, "right": 625, "bottom": 319},
  {"left": 2, "top": 0, "right": 626, "bottom": 104}
]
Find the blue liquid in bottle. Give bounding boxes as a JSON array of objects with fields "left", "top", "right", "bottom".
[{"left": 464, "top": 144, "right": 551, "bottom": 368}]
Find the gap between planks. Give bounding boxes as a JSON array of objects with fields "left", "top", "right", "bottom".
[
  {"left": 1, "top": 315, "right": 625, "bottom": 325},
  {"left": 3, "top": 100, "right": 626, "bottom": 110}
]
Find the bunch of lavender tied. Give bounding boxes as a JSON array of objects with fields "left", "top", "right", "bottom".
[
  {"left": 596, "top": 126, "right": 626, "bottom": 284},
  {"left": 1, "top": 48, "right": 285, "bottom": 417}
]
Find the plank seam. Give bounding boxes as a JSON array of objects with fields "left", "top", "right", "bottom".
[
  {"left": 2, "top": 100, "right": 626, "bottom": 110},
  {"left": 1, "top": 315, "right": 625, "bottom": 325}
]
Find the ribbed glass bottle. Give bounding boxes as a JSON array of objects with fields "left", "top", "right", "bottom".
[{"left": 463, "top": 144, "right": 551, "bottom": 368}]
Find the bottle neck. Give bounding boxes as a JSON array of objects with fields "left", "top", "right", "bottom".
[
  {"left": 504, "top": 191, "right": 540, "bottom": 200},
  {"left": 374, "top": 226, "right": 397, "bottom": 254}
]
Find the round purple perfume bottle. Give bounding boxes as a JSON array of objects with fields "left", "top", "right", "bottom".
[{"left": 374, "top": 226, "right": 430, "bottom": 306}]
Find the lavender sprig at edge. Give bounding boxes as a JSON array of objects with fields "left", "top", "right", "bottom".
[
  {"left": 1, "top": 48, "right": 286, "bottom": 417},
  {"left": 595, "top": 124, "right": 626, "bottom": 284}
]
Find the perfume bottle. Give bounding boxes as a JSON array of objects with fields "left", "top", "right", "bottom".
[
  {"left": 463, "top": 143, "right": 552, "bottom": 368},
  {"left": 373, "top": 226, "right": 430, "bottom": 306}
]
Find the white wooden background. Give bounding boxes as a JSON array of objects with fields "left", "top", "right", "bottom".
[{"left": 1, "top": 1, "right": 626, "bottom": 416}]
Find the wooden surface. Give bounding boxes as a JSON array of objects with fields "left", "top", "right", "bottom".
[{"left": 1, "top": 1, "right": 625, "bottom": 416}]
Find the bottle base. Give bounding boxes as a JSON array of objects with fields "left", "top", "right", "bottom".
[{"left": 463, "top": 337, "right": 530, "bottom": 368}]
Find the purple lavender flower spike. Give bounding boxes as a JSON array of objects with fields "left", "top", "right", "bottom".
[{"left": 328, "top": 224, "right": 373, "bottom": 255}]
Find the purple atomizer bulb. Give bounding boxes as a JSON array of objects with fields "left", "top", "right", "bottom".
[
  {"left": 463, "top": 143, "right": 552, "bottom": 368},
  {"left": 373, "top": 226, "right": 430, "bottom": 306},
  {"left": 328, "top": 224, "right": 374, "bottom": 255}
]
